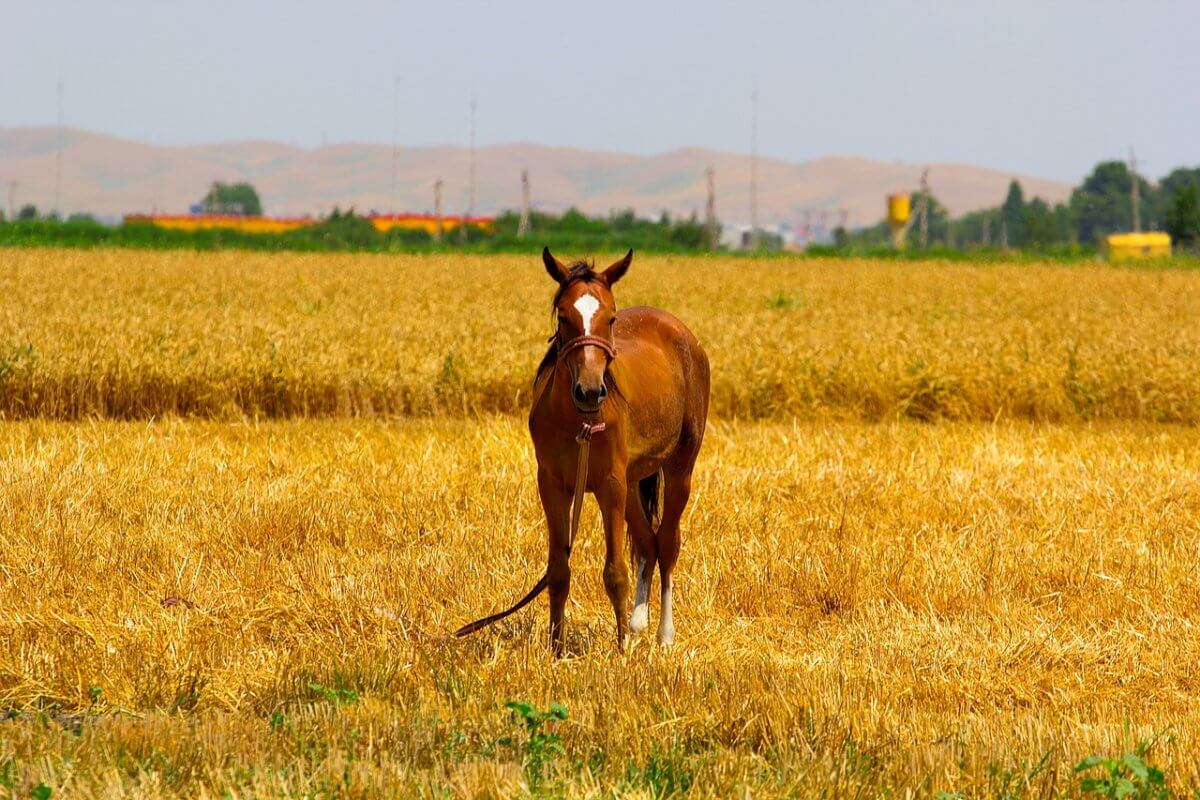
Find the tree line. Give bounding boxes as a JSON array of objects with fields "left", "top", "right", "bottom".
[
  {"left": 6, "top": 167, "right": 1200, "bottom": 256},
  {"left": 841, "top": 160, "right": 1200, "bottom": 251}
]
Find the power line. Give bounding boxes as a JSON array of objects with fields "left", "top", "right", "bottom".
[
  {"left": 518, "top": 168, "right": 531, "bottom": 239},
  {"left": 918, "top": 169, "right": 930, "bottom": 248},
  {"left": 55, "top": 79, "right": 64, "bottom": 216},
  {"left": 391, "top": 75, "right": 401, "bottom": 220},
  {"left": 460, "top": 89, "right": 476, "bottom": 243},
  {"left": 1129, "top": 146, "right": 1141, "bottom": 233},
  {"left": 749, "top": 83, "right": 759, "bottom": 250},
  {"left": 705, "top": 166, "right": 717, "bottom": 250},
  {"left": 7, "top": 180, "right": 19, "bottom": 221},
  {"left": 433, "top": 177, "right": 444, "bottom": 243}
]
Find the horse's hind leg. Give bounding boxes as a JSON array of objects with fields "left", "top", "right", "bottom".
[
  {"left": 657, "top": 460, "right": 696, "bottom": 646},
  {"left": 625, "top": 475, "right": 659, "bottom": 635}
]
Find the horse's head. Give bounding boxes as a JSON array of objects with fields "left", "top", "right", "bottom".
[{"left": 542, "top": 246, "right": 632, "bottom": 414}]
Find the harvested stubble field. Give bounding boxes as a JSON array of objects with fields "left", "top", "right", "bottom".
[{"left": 2, "top": 248, "right": 1200, "bottom": 798}]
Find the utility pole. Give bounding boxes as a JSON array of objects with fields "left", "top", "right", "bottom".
[
  {"left": 1129, "top": 146, "right": 1141, "bottom": 233},
  {"left": 982, "top": 216, "right": 991, "bottom": 247},
  {"left": 999, "top": 218, "right": 1009, "bottom": 250},
  {"left": 460, "top": 89, "right": 476, "bottom": 244},
  {"left": 433, "top": 178, "right": 444, "bottom": 243},
  {"left": 704, "top": 166, "right": 717, "bottom": 250},
  {"left": 918, "top": 169, "right": 930, "bottom": 248},
  {"left": 6, "top": 180, "right": 18, "bottom": 220},
  {"left": 749, "top": 84, "right": 759, "bottom": 250},
  {"left": 391, "top": 74, "right": 400, "bottom": 221},
  {"left": 54, "top": 79, "right": 64, "bottom": 217},
  {"left": 518, "top": 169, "right": 531, "bottom": 238}
]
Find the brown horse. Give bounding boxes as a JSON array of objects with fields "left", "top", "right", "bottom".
[{"left": 455, "top": 247, "right": 710, "bottom": 655}]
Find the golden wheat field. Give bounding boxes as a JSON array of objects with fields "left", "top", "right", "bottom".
[
  {"left": 2, "top": 248, "right": 1200, "bottom": 798},
  {"left": 1, "top": 248, "right": 1199, "bottom": 422}
]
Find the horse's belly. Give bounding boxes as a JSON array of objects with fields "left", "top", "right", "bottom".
[{"left": 623, "top": 402, "right": 684, "bottom": 480}]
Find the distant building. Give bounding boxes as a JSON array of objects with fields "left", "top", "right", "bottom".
[{"left": 721, "top": 219, "right": 836, "bottom": 251}]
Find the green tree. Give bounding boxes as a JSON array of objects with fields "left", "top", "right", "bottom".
[
  {"left": 1158, "top": 167, "right": 1200, "bottom": 249},
  {"left": 1001, "top": 180, "right": 1026, "bottom": 247},
  {"left": 1052, "top": 202, "right": 1076, "bottom": 245},
  {"left": 952, "top": 207, "right": 1001, "bottom": 248},
  {"left": 1165, "top": 183, "right": 1200, "bottom": 249},
  {"left": 1158, "top": 166, "right": 1200, "bottom": 203},
  {"left": 1022, "top": 197, "right": 1058, "bottom": 247},
  {"left": 1069, "top": 161, "right": 1157, "bottom": 244},
  {"left": 200, "top": 181, "right": 262, "bottom": 216},
  {"left": 17, "top": 204, "right": 38, "bottom": 220}
]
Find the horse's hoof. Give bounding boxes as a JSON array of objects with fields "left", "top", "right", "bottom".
[{"left": 657, "top": 627, "right": 675, "bottom": 647}]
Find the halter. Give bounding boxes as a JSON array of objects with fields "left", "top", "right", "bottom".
[{"left": 557, "top": 333, "right": 616, "bottom": 362}]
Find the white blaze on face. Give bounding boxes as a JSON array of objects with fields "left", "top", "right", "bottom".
[{"left": 573, "top": 293, "right": 601, "bottom": 334}]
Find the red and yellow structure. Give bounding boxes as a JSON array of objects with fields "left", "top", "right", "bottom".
[
  {"left": 368, "top": 214, "right": 494, "bottom": 235},
  {"left": 124, "top": 213, "right": 495, "bottom": 236}
]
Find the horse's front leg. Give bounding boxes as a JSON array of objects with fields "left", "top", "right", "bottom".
[
  {"left": 596, "top": 473, "right": 631, "bottom": 652},
  {"left": 537, "top": 467, "right": 573, "bottom": 657}
]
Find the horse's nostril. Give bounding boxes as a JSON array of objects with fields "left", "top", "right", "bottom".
[
  {"left": 573, "top": 383, "right": 587, "bottom": 403},
  {"left": 597, "top": 384, "right": 608, "bottom": 401}
]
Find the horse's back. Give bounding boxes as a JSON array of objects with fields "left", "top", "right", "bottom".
[{"left": 616, "top": 306, "right": 708, "bottom": 390}]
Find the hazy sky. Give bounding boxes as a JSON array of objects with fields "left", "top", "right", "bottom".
[{"left": 3, "top": 0, "right": 1197, "bottom": 181}]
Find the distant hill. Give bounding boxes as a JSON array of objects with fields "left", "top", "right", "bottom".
[{"left": 0, "top": 127, "right": 1072, "bottom": 228}]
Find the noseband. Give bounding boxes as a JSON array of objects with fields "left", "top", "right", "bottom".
[{"left": 557, "top": 334, "right": 616, "bottom": 362}]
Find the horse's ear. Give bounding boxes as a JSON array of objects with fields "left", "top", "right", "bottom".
[
  {"left": 602, "top": 249, "right": 633, "bottom": 285},
  {"left": 542, "top": 247, "right": 569, "bottom": 283}
]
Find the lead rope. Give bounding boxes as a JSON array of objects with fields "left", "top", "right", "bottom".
[
  {"left": 567, "top": 420, "right": 606, "bottom": 554},
  {"left": 452, "top": 420, "right": 605, "bottom": 637}
]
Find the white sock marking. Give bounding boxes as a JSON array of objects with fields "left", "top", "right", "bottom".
[
  {"left": 658, "top": 577, "right": 675, "bottom": 646},
  {"left": 573, "top": 294, "right": 600, "bottom": 334},
  {"left": 630, "top": 556, "right": 651, "bottom": 633}
]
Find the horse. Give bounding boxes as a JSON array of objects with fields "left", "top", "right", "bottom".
[{"left": 455, "top": 247, "right": 710, "bottom": 655}]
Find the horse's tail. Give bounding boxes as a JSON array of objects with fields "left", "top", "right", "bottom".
[
  {"left": 638, "top": 470, "right": 664, "bottom": 533},
  {"left": 452, "top": 572, "right": 549, "bottom": 637}
]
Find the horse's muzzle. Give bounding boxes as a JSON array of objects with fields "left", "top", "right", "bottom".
[{"left": 572, "top": 380, "right": 608, "bottom": 413}]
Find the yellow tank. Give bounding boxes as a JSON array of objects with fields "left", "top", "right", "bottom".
[
  {"left": 887, "top": 193, "right": 911, "bottom": 225},
  {"left": 1104, "top": 232, "right": 1171, "bottom": 261}
]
